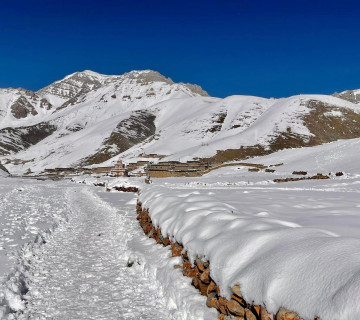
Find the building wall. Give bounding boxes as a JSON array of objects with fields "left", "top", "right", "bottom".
[{"left": 147, "top": 170, "right": 202, "bottom": 178}]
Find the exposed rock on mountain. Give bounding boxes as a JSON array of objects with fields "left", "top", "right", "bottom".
[
  {"left": 0, "top": 122, "right": 57, "bottom": 155},
  {"left": 80, "top": 111, "right": 156, "bottom": 166},
  {"left": 333, "top": 89, "right": 360, "bottom": 104},
  {"left": 37, "top": 70, "right": 104, "bottom": 107},
  {"left": 11, "top": 96, "right": 38, "bottom": 119}
]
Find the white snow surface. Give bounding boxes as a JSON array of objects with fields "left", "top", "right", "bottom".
[
  {"left": 0, "top": 177, "right": 216, "bottom": 320},
  {"left": 139, "top": 175, "right": 360, "bottom": 320}
]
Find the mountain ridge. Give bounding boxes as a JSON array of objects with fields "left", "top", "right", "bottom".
[{"left": 0, "top": 70, "right": 359, "bottom": 174}]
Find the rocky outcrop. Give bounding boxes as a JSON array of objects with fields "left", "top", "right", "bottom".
[
  {"left": 10, "top": 96, "right": 38, "bottom": 119},
  {"left": 38, "top": 71, "right": 103, "bottom": 102},
  {"left": 333, "top": 90, "right": 360, "bottom": 104},
  {"left": 136, "top": 202, "right": 316, "bottom": 320},
  {"left": 0, "top": 122, "right": 57, "bottom": 155},
  {"left": 80, "top": 111, "right": 156, "bottom": 165}
]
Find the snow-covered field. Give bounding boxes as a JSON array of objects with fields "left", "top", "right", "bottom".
[
  {"left": 137, "top": 164, "right": 360, "bottom": 320},
  {"left": 1, "top": 136, "right": 360, "bottom": 320}
]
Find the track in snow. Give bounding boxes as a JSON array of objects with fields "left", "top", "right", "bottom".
[{"left": 16, "top": 188, "right": 172, "bottom": 320}]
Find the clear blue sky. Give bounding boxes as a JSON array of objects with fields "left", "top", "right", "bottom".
[{"left": 1, "top": 0, "right": 360, "bottom": 98}]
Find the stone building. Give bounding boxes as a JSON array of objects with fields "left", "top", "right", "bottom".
[
  {"left": 110, "top": 160, "right": 128, "bottom": 177},
  {"left": 146, "top": 161, "right": 211, "bottom": 178}
]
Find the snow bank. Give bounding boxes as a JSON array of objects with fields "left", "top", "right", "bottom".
[{"left": 139, "top": 186, "right": 360, "bottom": 320}]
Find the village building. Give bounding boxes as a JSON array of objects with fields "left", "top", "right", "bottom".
[
  {"left": 110, "top": 160, "right": 128, "bottom": 177},
  {"left": 92, "top": 166, "right": 113, "bottom": 175},
  {"left": 146, "top": 161, "right": 211, "bottom": 178}
]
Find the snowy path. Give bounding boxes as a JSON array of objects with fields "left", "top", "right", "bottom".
[{"left": 17, "top": 187, "right": 172, "bottom": 320}]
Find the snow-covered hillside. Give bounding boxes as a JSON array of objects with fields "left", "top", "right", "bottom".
[
  {"left": 0, "top": 70, "right": 208, "bottom": 173},
  {"left": 1, "top": 70, "right": 360, "bottom": 174},
  {"left": 108, "top": 94, "right": 360, "bottom": 164},
  {"left": 243, "top": 137, "right": 360, "bottom": 176}
]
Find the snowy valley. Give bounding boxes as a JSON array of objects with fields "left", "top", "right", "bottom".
[{"left": 0, "top": 70, "right": 360, "bottom": 320}]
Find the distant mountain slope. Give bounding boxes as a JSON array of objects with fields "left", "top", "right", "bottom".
[
  {"left": 1, "top": 70, "right": 360, "bottom": 175},
  {"left": 116, "top": 94, "right": 360, "bottom": 163},
  {"left": 244, "top": 137, "right": 360, "bottom": 175},
  {"left": 0, "top": 88, "right": 53, "bottom": 128}
]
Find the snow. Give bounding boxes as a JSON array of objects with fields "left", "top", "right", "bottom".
[
  {"left": 0, "top": 178, "right": 216, "bottom": 320},
  {"left": 2, "top": 134, "right": 360, "bottom": 319},
  {"left": 0, "top": 178, "right": 73, "bottom": 317},
  {"left": 139, "top": 171, "right": 360, "bottom": 320}
]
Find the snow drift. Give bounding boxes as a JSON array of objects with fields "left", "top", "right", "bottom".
[{"left": 139, "top": 185, "right": 360, "bottom": 320}]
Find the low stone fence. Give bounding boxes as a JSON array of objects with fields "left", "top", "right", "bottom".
[
  {"left": 109, "top": 186, "right": 139, "bottom": 193},
  {"left": 136, "top": 201, "right": 309, "bottom": 320}
]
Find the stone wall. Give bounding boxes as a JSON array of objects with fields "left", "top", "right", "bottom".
[
  {"left": 136, "top": 201, "right": 315, "bottom": 320},
  {"left": 147, "top": 170, "right": 203, "bottom": 178}
]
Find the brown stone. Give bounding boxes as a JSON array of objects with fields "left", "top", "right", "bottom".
[
  {"left": 200, "top": 268, "right": 210, "bottom": 284},
  {"left": 252, "top": 305, "right": 261, "bottom": 318},
  {"left": 218, "top": 297, "right": 228, "bottom": 314},
  {"left": 144, "top": 224, "right": 152, "bottom": 235},
  {"left": 198, "top": 280, "right": 209, "bottom": 296},
  {"left": 245, "top": 308, "right": 258, "bottom": 320},
  {"left": 206, "top": 292, "right": 218, "bottom": 309},
  {"left": 218, "top": 304, "right": 227, "bottom": 315},
  {"left": 216, "top": 285, "right": 221, "bottom": 297},
  {"left": 261, "top": 306, "right": 273, "bottom": 320},
  {"left": 192, "top": 276, "right": 200, "bottom": 289},
  {"left": 276, "top": 307, "right": 303, "bottom": 320},
  {"left": 162, "top": 236, "right": 170, "bottom": 246},
  {"left": 195, "top": 258, "right": 206, "bottom": 272},
  {"left": 226, "top": 299, "right": 245, "bottom": 317},
  {"left": 182, "top": 260, "right": 195, "bottom": 277},
  {"left": 148, "top": 229, "right": 154, "bottom": 238},
  {"left": 231, "top": 294, "right": 246, "bottom": 308},
  {"left": 231, "top": 285, "right": 243, "bottom": 297},
  {"left": 170, "top": 242, "right": 183, "bottom": 257},
  {"left": 207, "top": 281, "right": 218, "bottom": 295}
]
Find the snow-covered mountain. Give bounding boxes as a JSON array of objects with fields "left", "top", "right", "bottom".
[{"left": 1, "top": 69, "right": 360, "bottom": 174}]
